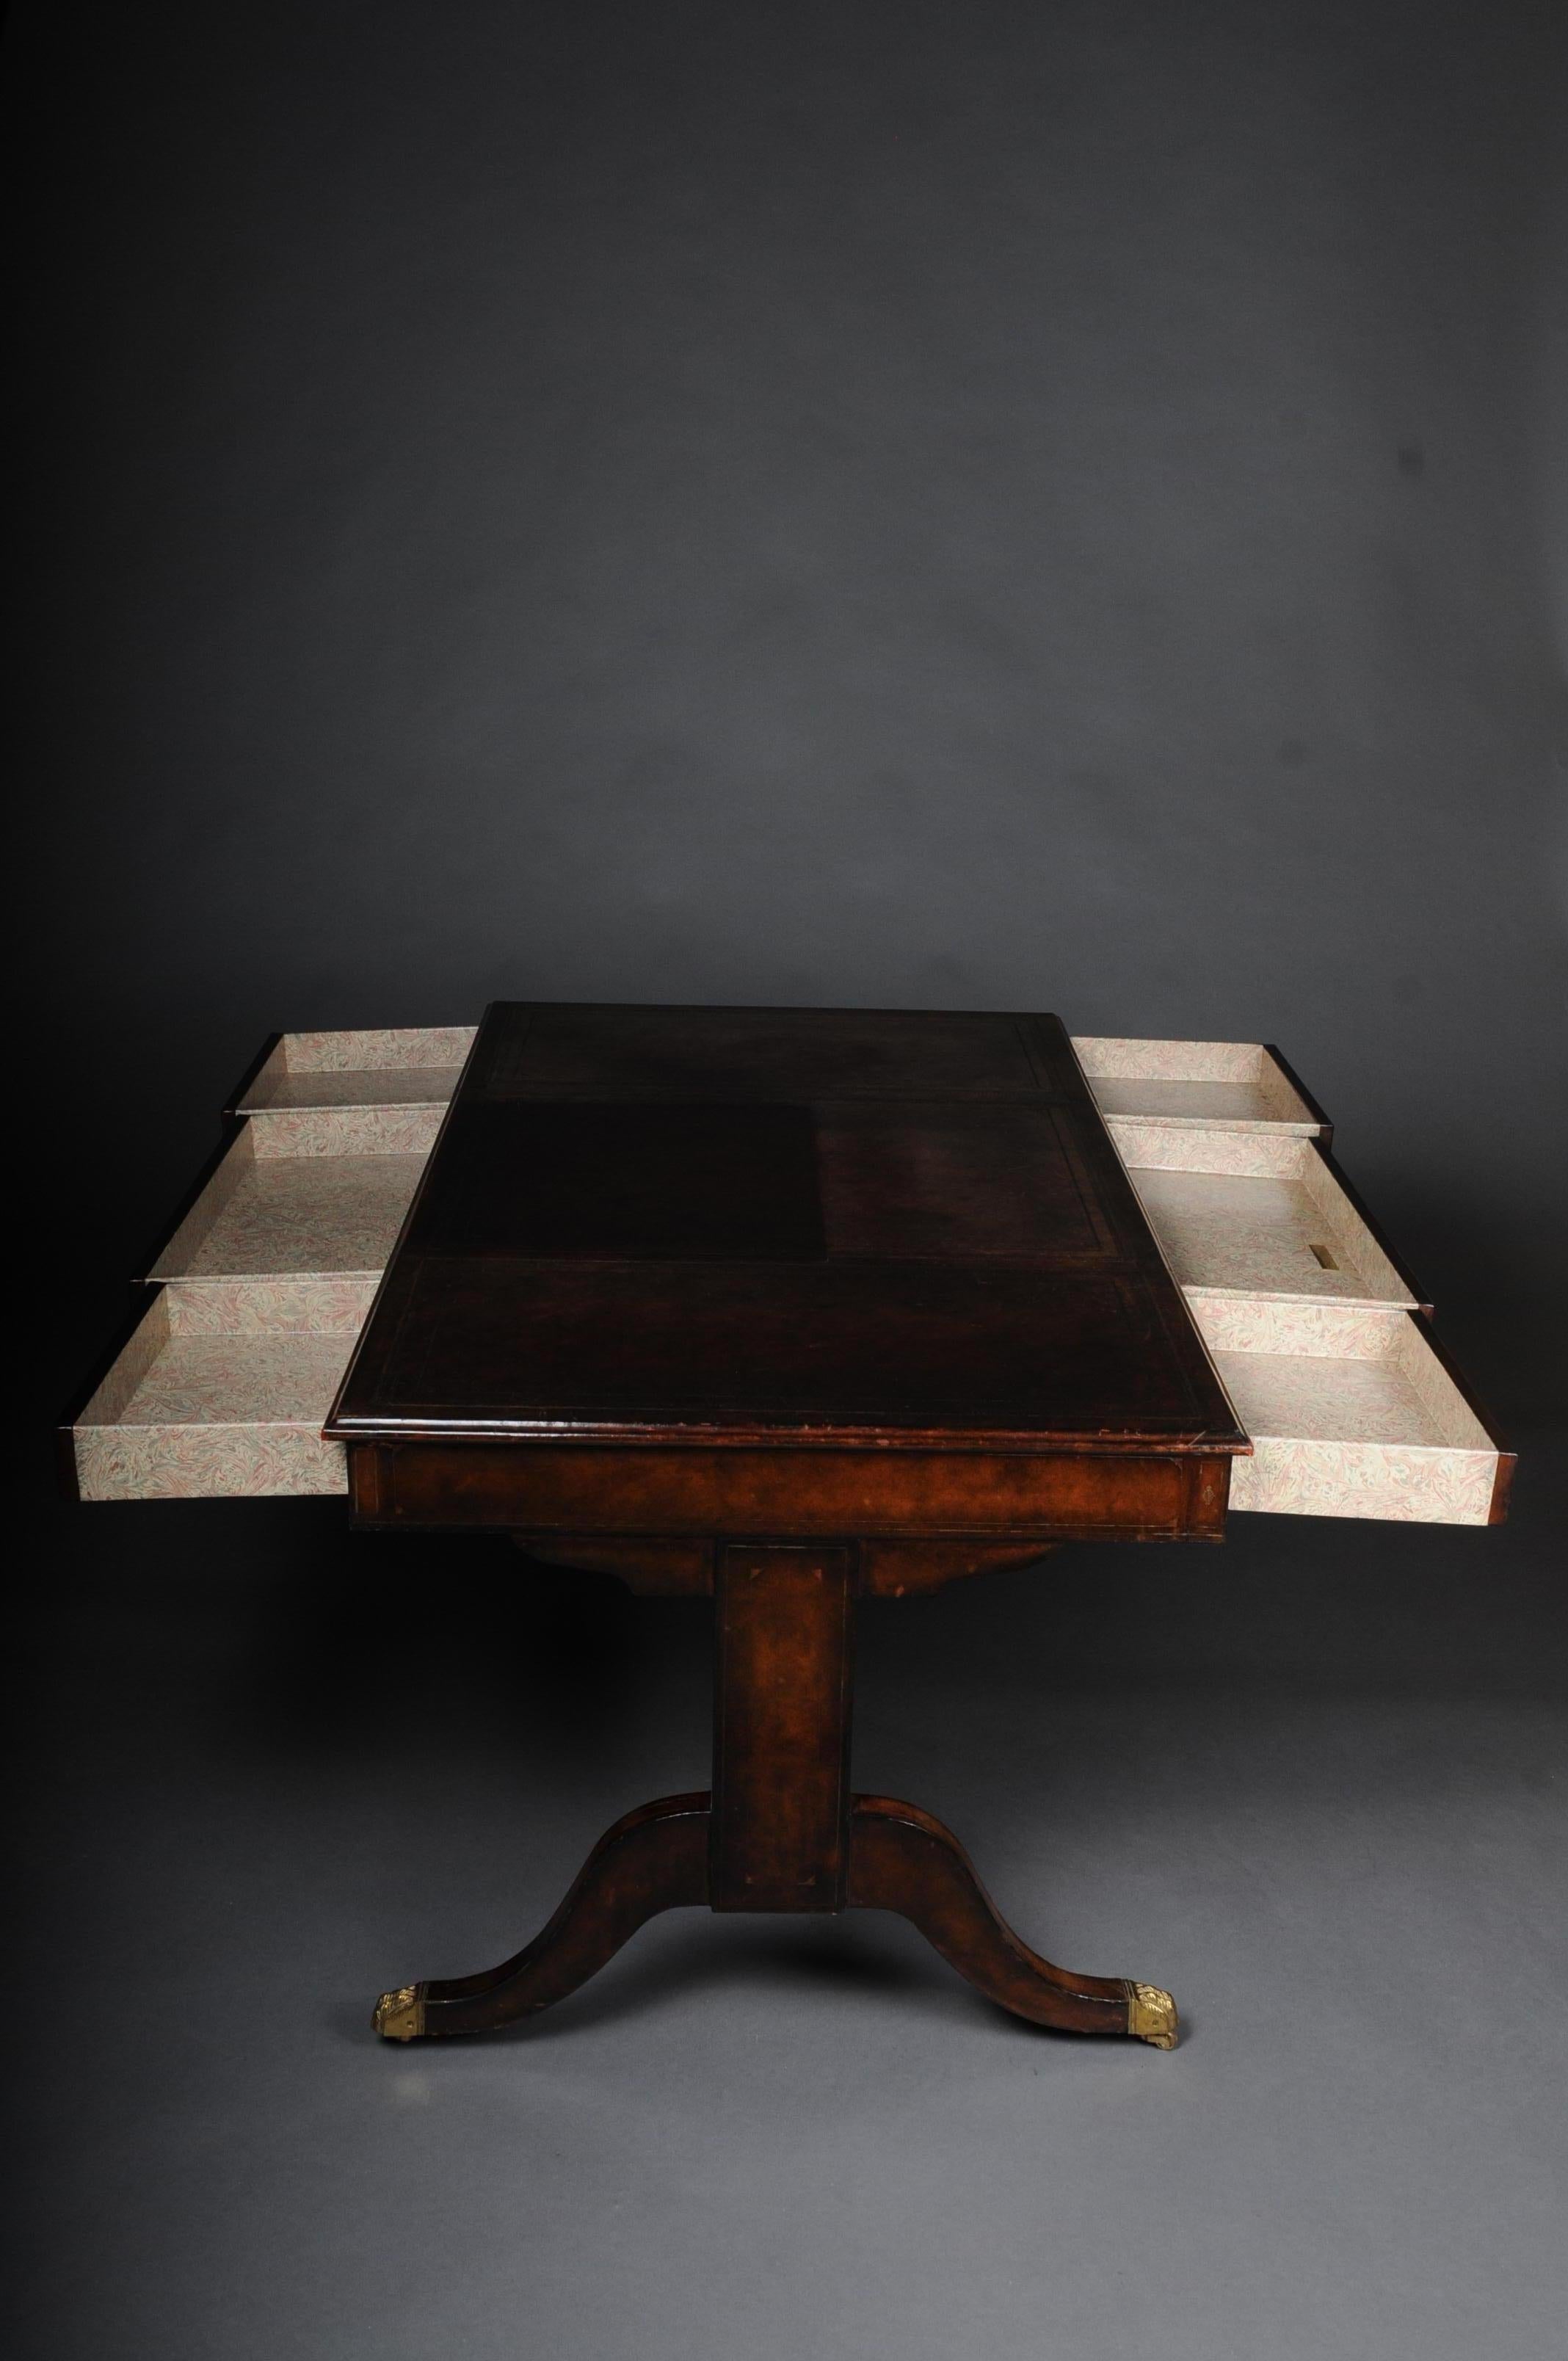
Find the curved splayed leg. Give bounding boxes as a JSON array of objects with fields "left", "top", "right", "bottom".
[
  {"left": 373, "top": 1791, "right": 711, "bottom": 2039},
  {"left": 848, "top": 1795, "right": 1177, "bottom": 2048}
]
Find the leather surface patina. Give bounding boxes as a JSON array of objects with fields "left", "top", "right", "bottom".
[{"left": 328, "top": 1003, "right": 1246, "bottom": 1464}]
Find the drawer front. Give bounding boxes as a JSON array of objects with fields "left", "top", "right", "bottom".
[
  {"left": 349, "top": 1440, "right": 1230, "bottom": 1542},
  {"left": 76, "top": 1416, "right": 348, "bottom": 1501}
]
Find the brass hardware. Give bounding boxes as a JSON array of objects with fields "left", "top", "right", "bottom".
[
  {"left": 1125, "top": 1981, "right": 1179, "bottom": 2050},
  {"left": 372, "top": 1982, "right": 427, "bottom": 2042},
  {"left": 1309, "top": 1243, "right": 1339, "bottom": 1270}
]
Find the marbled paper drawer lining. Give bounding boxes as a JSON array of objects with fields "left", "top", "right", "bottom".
[
  {"left": 237, "top": 1025, "right": 477, "bottom": 1113},
  {"left": 1106, "top": 1123, "right": 1415, "bottom": 1310},
  {"left": 71, "top": 1280, "right": 377, "bottom": 1501},
  {"left": 1188, "top": 1298, "right": 1500, "bottom": 1526},
  {"left": 149, "top": 1115, "right": 434, "bottom": 1282},
  {"left": 1073, "top": 1038, "right": 1324, "bottom": 1135},
  {"left": 80, "top": 1068, "right": 440, "bottom": 1495}
]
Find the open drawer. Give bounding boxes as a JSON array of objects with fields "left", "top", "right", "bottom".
[
  {"left": 67, "top": 1279, "right": 374, "bottom": 1500},
  {"left": 150, "top": 1106, "right": 439, "bottom": 1281},
  {"left": 231, "top": 1026, "right": 477, "bottom": 1113},
  {"left": 1073, "top": 1037, "right": 1329, "bottom": 1135},
  {"left": 1190, "top": 1298, "right": 1514, "bottom": 1526},
  {"left": 1105, "top": 1120, "right": 1423, "bottom": 1311}
]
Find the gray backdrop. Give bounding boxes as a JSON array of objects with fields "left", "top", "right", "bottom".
[{"left": 10, "top": 4, "right": 1567, "bottom": 2357}]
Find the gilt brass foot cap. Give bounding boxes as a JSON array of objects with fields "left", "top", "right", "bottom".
[
  {"left": 1125, "top": 1981, "right": 1179, "bottom": 2050},
  {"left": 372, "top": 1982, "right": 427, "bottom": 2042}
]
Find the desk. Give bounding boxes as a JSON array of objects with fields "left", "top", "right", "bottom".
[{"left": 63, "top": 1007, "right": 1514, "bottom": 2051}]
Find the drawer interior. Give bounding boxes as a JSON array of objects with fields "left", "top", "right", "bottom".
[
  {"left": 236, "top": 1025, "right": 477, "bottom": 1112},
  {"left": 1073, "top": 1037, "right": 1325, "bottom": 1134},
  {"left": 70, "top": 1279, "right": 376, "bottom": 1500},
  {"left": 149, "top": 1109, "right": 436, "bottom": 1281},
  {"left": 1189, "top": 1298, "right": 1509, "bottom": 1526},
  {"left": 1106, "top": 1121, "right": 1418, "bottom": 1310}
]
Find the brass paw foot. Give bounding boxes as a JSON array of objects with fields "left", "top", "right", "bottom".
[
  {"left": 372, "top": 1981, "right": 427, "bottom": 2041},
  {"left": 1125, "top": 1981, "right": 1179, "bottom": 2050}
]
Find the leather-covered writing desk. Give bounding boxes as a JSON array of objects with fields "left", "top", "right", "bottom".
[{"left": 63, "top": 1005, "right": 1513, "bottom": 2051}]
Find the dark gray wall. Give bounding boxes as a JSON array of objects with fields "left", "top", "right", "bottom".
[
  {"left": 11, "top": 0, "right": 1567, "bottom": 1404},
  {"left": 9, "top": 10, "right": 1567, "bottom": 2357}
]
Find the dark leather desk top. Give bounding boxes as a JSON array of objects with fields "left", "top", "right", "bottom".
[{"left": 327, "top": 1003, "right": 1246, "bottom": 1456}]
